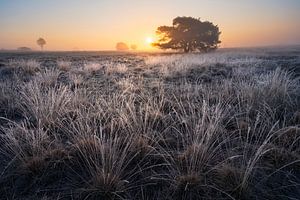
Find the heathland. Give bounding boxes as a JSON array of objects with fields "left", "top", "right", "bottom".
[{"left": 0, "top": 47, "right": 299, "bottom": 199}]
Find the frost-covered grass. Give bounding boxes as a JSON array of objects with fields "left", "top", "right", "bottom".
[
  {"left": 57, "top": 60, "right": 72, "bottom": 71},
  {"left": 0, "top": 49, "right": 299, "bottom": 199},
  {"left": 145, "top": 51, "right": 264, "bottom": 77},
  {"left": 8, "top": 59, "right": 40, "bottom": 75}
]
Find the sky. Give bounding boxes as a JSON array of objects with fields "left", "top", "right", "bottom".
[{"left": 0, "top": 0, "right": 300, "bottom": 51}]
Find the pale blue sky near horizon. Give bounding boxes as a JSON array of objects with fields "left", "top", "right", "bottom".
[{"left": 1, "top": 0, "right": 300, "bottom": 50}]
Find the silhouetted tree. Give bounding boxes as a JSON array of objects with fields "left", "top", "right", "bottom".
[
  {"left": 131, "top": 44, "right": 137, "bottom": 50},
  {"left": 153, "top": 17, "right": 221, "bottom": 53},
  {"left": 37, "top": 38, "right": 46, "bottom": 50},
  {"left": 116, "top": 42, "right": 129, "bottom": 51}
]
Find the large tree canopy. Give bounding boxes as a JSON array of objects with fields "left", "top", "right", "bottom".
[{"left": 153, "top": 17, "right": 221, "bottom": 53}]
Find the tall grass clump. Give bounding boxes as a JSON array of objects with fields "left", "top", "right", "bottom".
[
  {"left": 57, "top": 60, "right": 72, "bottom": 72},
  {"left": 8, "top": 59, "right": 40, "bottom": 76}
]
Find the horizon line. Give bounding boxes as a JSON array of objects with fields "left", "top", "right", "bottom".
[{"left": 1, "top": 44, "right": 300, "bottom": 53}]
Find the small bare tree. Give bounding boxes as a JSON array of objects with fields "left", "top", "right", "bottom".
[{"left": 37, "top": 38, "right": 46, "bottom": 50}]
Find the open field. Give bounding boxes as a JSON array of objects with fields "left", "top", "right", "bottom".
[{"left": 0, "top": 48, "right": 299, "bottom": 199}]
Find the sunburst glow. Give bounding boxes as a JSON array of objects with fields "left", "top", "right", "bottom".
[{"left": 146, "top": 37, "right": 153, "bottom": 44}]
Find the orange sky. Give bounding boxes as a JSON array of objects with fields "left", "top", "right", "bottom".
[{"left": 0, "top": 0, "right": 299, "bottom": 51}]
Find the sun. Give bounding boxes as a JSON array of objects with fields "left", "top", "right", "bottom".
[{"left": 146, "top": 37, "right": 153, "bottom": 44}]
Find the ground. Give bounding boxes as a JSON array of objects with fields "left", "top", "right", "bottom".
[{"left": 0, "top": 47, "right": 299, "bottom": 199}]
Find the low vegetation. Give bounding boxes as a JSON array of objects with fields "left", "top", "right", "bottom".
[{"left": 0, "top": 48, "right": 299, "bottom": 199}]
